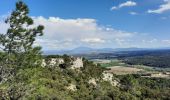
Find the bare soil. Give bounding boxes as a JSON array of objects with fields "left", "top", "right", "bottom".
[{"left": 107, "top": 66, "right": 143, "bottom": 75}]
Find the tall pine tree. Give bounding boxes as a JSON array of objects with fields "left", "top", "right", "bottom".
[{"left": 0, "top": 1, "right": 44, "bottom": 68}]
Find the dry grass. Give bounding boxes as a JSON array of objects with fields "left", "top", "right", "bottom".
[
  {"left": 92, "top": 59, "right": 111, "bottom": 64},
  {"left": 106, "top": 66, "right": 143, "bottom": 75}
]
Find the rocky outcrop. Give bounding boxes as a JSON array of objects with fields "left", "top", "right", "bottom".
[
  {"left": 102, "top": 72, "right": 120, "bottom": 87},
  {"left": 88, "top": 78, "right": 97, "bottom": 86},
  {"left": 41, "top": 58, "right": 64, "bottom": 67},
  {"left": 41, "top": 59, "right": 46, "bottom": 67},
  {"left": 71, "top": 57, "right": 83, "bottom": 69},
  {"left": 41, "top": 57, "right": 83, "bottom": 69},
  {"left": 66, "top": 84, "right": 77, "bottom": 91}
]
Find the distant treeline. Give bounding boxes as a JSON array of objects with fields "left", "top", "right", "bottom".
[
  {"left": 118, "top": 50, "right": 170, "bottom": 68},
  {"left": 80, "top": 49, "right": 170, "bottom": 68}
]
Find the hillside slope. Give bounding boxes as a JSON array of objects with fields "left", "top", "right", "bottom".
[{"left": 0, "top": 55, "right": 170, "bottom": 100}]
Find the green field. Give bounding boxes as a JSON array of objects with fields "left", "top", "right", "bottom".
[{"left": 96, "top": 59, "right": 128, "bottom": 68}]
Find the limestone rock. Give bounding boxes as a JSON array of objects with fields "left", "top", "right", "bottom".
[
  {"left": 66, "top": 84, "right": 77, "bottom": 91},
  {"left": 71, "top": 57, "right": 83, "bottom": 69},
  {"left": 88, "top": 78, "right": 97, "bottom": 86},
  {"left": 102, "top": 72, "right": 119, "bottom": 86}
]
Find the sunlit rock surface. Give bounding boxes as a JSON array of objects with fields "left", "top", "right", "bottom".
[
  {"left": 71, "top": 57, "right": 83, "bottom": 69},
  {"left": 102, "top": 71, "right": 119, "bottom": 86},
  {"left": 66, "top": 84, "right": 77, "bottom": 91}
]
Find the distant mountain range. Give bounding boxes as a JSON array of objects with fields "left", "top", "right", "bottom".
[
  {"left": 43, "top": 47, "right": 114, "bottom": 55},
  {"left": 43, "top": 47, "right": 170, "bottom": 55}
]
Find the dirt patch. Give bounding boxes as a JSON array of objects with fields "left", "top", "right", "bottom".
[{"left": 107, "top": 66, "right": 143, "bottom": 75}]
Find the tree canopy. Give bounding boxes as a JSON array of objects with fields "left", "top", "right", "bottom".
[{"left": 0, "top": 1, "right": 44, "bottom": 68}]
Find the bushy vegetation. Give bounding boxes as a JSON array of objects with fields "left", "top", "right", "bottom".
[
  {"left": 116, "top": 50, "right": 170, "bottom": 68},
  {"left": 1, "top": 64, "right": 170, "bottom": 99},
  {"left": 118, "top": 74, "right": 170, "bottom": 99},
  {"left": 79, "top": 50, "right": 170, "bottom": 68},
  {"left": 122, "top": 55, "right": 170, "bottom": 68}
]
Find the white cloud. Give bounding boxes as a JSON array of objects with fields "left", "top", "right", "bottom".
[
  {"left": 162, "top": 39, "right": 170, "bottom": 44},
  {"left": 0, "top": 16, "right": 136, "bottom": 50},
  {"left": 34, "top": 38, "right": 75, "bottom": 50},
  {"left": 114, "top": 38, "right": 126, "bottom": 46},
  {"left": 81, "top": 38, "right": 105, "bottom": 44},
  {"left": 142, "top": 39, "right": 158, "bottom": 43},
  {"left": 110, "top": 6, "right": 117, "bottom": 10},
  {"left": 148, "top": 0, "right": 170, "bottom": 14},
  {"left": 119, "top": 1, "right": 137, "bottom": 8},
  {"left": 129, "top": 11, "right": 138, "bottom": 15},
  {"left": 111, "top": 1, "right": 137, "bottom": 10},
  {"left": 3, "top": 15, "right": 169, "bottom": 50},
  {"left": 0, "top": 22, "right": 8, "bottom": 34}
]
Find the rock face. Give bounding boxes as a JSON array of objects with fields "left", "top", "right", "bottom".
[
  {"left": 41, "top": 56, "right": 119, "bottom": 87},
  {"left": 41, "top": 58, "right": 64, "bottom": 67},
  {"left": 102, "top": 72, "right": 113, "bottom": 82},
  {"left": 49, "top": 58, "right": 57, "bottom": 66},
  {"left": 41, "top": 59, "right": 46, "bottom": 67},
  {"left": 102, "top": 72, "right": 119, "bottom": 86},
  {"left": 41, "top": 57, "right": 83, "bottom": 69},
  {"left": 58, "top": 58, "right": 65, "bottom": 64},
  {"left": 88, "top": 78, "right": 97, "bottom": 86},
  {"left": 66, "top": 84, "right": 77, "bottom": 91},
  {"left": 71, "top": 57, "right": 83, "bottom": 69}
]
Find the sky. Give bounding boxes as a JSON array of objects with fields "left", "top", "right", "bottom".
[{"left": 0, "top": 0, "right": 170, "bottom": 50}]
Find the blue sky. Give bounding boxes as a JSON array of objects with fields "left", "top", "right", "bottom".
[{"left": 1, "top": 0, "right": 170, "bottom": 50}]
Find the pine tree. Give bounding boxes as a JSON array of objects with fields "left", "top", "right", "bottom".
[{"left": 0, "top": 1, "right": 44, "bottom": 68}]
